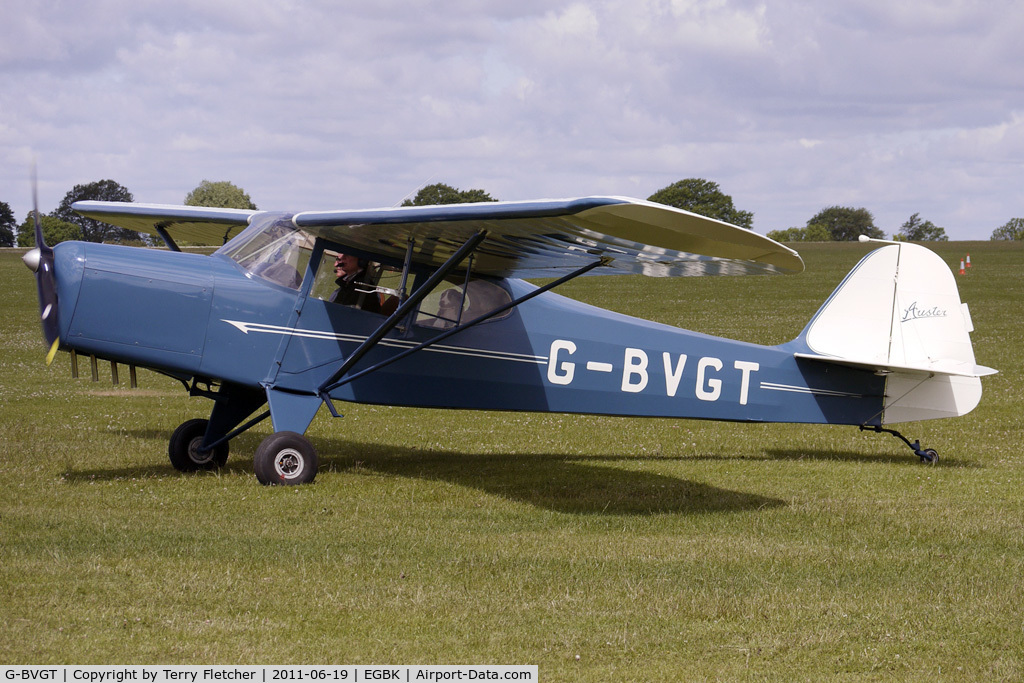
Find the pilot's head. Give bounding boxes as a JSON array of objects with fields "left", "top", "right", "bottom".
[{"left": 334, "top": 253, "right": 366, "bottom": 277}]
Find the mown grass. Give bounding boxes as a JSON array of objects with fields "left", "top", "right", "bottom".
[{"left": 1, "top": 241, "right": 1022, "bottom": 680}]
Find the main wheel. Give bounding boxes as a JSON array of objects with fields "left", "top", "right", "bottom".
[
  {"left": 168, "top": 418, "right": 229, "bottom": 472},
  {"left": 253, "top": 431, "right": 318, "bottom": 485},
  {"left": 919, "top": 448, "right": 939, "bottom": 465}
]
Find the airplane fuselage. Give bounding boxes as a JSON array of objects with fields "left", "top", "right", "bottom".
[{"left": 51, "top": 240, "right": 886, "bottom": 430}]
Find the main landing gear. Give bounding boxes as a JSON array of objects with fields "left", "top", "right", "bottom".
[
  {"left": 860, "top": 425, "right": 939, "bottom": 464},
  {"left": 168, "top": 419, "right": 229, "bottom": 471},
  {"left": 252, "top": 431, "right": 319, "bottom": 486},
  {"left": 167, "top": 420, "right": 319, "bottom": 485}
]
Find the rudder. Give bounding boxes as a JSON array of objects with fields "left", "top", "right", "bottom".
[{"left": 793, "top": 240, "right": 995, "bottom": 423}]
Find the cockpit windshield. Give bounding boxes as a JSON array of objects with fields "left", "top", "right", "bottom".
[{"left": 216, "top": 215, "right": 314, "bottom": 290}]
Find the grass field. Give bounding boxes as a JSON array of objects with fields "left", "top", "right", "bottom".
[{"left": 1, "top": 241, "right": 1022, "bottom": 680}]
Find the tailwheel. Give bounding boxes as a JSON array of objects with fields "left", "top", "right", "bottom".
[
  {"left": 254, "top": 431, "right": 318, "bottom": 486},
  {"left": 859, "top": 425, "right": 940, "bottom": 465},
  {"left": 168, "top": 418, "right": 229, "bottom": 471}
]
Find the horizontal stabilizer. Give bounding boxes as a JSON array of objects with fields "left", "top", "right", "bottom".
[{"left": 794, "top": 352, "right": 997, "bottom": 378}]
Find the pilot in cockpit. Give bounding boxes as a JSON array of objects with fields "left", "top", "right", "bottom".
[{"left": 330, "top": 253, "right": 381, "bottom": 313}]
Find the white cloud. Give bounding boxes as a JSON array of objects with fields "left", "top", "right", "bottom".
[{"left": 540, "top": 3, "right": 600, "bottom": 38}]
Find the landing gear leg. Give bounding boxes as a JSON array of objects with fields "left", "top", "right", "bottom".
[{"left": 860, "top": 425, "right": 939, "bottom": 464}]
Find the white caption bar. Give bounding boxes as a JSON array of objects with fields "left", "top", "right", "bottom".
[{"left": 0, "top": 667, "right": 538, "bottom": 683}]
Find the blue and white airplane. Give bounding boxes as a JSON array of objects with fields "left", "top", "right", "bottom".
[{"left": 23, "top": 195, "right": 995, "bottom": 484}]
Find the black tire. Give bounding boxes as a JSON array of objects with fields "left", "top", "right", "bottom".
[
  {"left": 920, "top": 448, "right": 939, "bottom": 465},
  {"left": 168, "top": 418, "right": 229, "bottom": 472},
  {"left": 253, "top": 431, "right": 318, "bottom": 485}
]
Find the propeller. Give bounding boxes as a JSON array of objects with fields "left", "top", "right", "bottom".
[{"left": 22, "top": 170, "right": 60, "bottom": 364}]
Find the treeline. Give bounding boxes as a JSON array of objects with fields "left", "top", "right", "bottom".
[
  {"left": 2, "top": 177, "right": 1020, "bottom": 246},
  {"left": 769, "top": 212, "right": 1021, "bottom": 242},
  {"left": 766, "top": 209, "right": 947, "bottom": 243}
]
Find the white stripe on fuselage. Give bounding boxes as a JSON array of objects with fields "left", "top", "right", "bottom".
[
  {"left": 759, "top": 381, "right": 866, "bottom": 399},
  {"left": 221, "top": 319, "right": 549, "bottom": 365}
]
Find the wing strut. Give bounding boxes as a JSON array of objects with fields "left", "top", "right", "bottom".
[
  {"left": 323, "top": 257, "right": 607, "bottom": 400},
  {"left": 155, "top": 225, "right": 181, "bottom": 252},
  {"left": 317, "top": 230, "right": 489, "bottom": 409}
]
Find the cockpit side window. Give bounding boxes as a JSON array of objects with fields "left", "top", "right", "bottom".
[
  {"left": 217, "top": 217, "right": 313, "bottom": 290},
  {"left": 309, "top": 250, "right": 393, "bottom": 314},
  {"left": 415, "top": 278, "right": 512, "bottom": 329}
]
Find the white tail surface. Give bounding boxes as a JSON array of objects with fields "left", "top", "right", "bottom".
[{"left": 797, "top": 242, "right": 995, "bottom": 423}]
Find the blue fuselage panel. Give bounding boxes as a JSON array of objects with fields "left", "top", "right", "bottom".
[
  {"left": 51, "top": 242, "right": 885, "bottom": 426},
  {"left": 59, "top": 243, "right": 212, "bottom": 373},
  {"left": 269, "top": 280, "right": 885, "bottom": 425}
]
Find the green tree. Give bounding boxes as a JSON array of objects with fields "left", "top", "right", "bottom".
[
  {"left": 647, "top": 179, "right": 754, "bottom": 229},
  {"left": 804, "top": 224, "right": 832, "bottom": 241},
  {"left": 766, "top": 224, "right": 831, "bottom": 242},
  {"left": 0, "top": 200, "right": 14, "bottom": 247},
  {"left": 806, "top": 206, "right": 884, "bottom": 241},
  {"left": 991, "top": 217, "right": 1024, "bottom": 240},
  {"left": 16, "top": 213, "right": 82, "bottom": 247},
  {"left": 184, "top": 180, "right": 258, "bottom": 209},
  {"left": 766, "top": 227, "right": 799, "bottom": 242},
  {"left": 53, "top": 179, "right": 139, "bottom": 243},
  {"left": 894, "top": 213, "right": 947, "bottom": 241},
  {"left": 401, "top": 183, "right": 497, "bottom": 206}
]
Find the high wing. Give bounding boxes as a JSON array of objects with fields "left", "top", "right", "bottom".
[
  {"left": 73, "top": 201, "right": 256, "bottom": 247},
  {"left": 294, "top": 197, "right": 803, "bottom": 277},
  {"left": 74, "top": 196, "right": 803, "bottom": 277}
]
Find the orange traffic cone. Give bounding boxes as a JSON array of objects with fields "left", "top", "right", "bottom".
[
  {"left": 959, "top": 259, "right": 965, "bottom": 275},
  {"left": 966, "top": 253, "right": 971, "bottom": 268}
]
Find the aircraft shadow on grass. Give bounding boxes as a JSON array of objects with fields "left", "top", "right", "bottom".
[{"left": 64, "top": 431, "right": 784, "bottom": 517}]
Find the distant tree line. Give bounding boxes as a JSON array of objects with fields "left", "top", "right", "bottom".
[
  {"left": 0, "top": 201, "right": 14, "bottom": 247},
  {"left": 765, "top": 210, "right": 950, "bottom": 242},
  {"left": 2, "top": 176, "right": 1019, "bottom": 247},
  {"left": 991, "top": 218, "right": 1024, "bottom": 240}
]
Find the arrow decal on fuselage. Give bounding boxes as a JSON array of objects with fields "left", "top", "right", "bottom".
[{"left": 221, "top": 319, "right": 549, "bottom": 365}]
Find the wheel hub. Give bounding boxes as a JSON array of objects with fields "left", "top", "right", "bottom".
[
  {"left": 188, "top": 437, "right": 215, "bottom": 465},
  {"left": 275, "top": 448, "right": 305, "bottom": 479}
]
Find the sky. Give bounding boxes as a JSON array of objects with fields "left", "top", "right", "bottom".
[{"left": 2, "top": 0, "right": 1023, "bottom": 240}]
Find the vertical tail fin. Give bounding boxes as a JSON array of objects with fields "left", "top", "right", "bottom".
[{"left": 794, "top": 241, "right": 995, "bottom": 423}]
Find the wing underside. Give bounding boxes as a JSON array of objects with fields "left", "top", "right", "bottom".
[
  {"left": 74, "top": 196, "right": 803, "bottom": 278},
  {"left": 293, "top": 197, "right": 803, "bottom": 278},
  {"left": 72, "top": 201, "right": 256, "bottom": 247}
]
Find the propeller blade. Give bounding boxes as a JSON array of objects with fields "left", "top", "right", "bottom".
[
  {"left": 25, "top": 169, "right": 60, "bottom": 347},
  {"left": 32, "top": 166, "right": 46, "bottom": 248}
]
